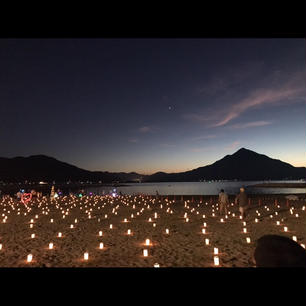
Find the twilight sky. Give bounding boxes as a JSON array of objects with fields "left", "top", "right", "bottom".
[{"left": 0, "top": 39, "right": 305, "bottom": 174}]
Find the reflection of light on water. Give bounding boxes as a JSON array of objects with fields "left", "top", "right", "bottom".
[{"left": 84, "top": 181, "right": 306, "bottom": 196}]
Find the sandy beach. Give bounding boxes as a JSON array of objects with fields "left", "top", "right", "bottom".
[{"left": 0, "top": 194, "right": 305, "bottom": 268}]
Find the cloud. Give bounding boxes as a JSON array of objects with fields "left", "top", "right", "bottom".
[
  {"left": 224, "top": 141, "right": 241, "bottom": 151},
  {"left": 229, "top": 120, "right": 273, "bottom": 129},
  {"left": 128, "top": 138, "right": 139, "bottom": 143},
  {"left": 191, "top": 134, "right": 217, "bottom": 141},
  {"left": 138, "top": 126, "right": 152, "bottom": 133},
  {"left": 212, "top": 86, "right": 303, "bottom": 127},
  {"left": 182, "top": 113, "right": 212, "bottom": 123}
]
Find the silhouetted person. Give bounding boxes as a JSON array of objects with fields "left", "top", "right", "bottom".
[
  {"left": 235, "top": 187, "right": 248, "bottom": 219},
  {"left": 218, "top": 189, "right": 229, "bottom": 216},
  {"left": 253, "top": 235, "right": 306, "bottom": 267}
]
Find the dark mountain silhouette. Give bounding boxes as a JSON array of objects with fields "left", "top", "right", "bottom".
[
  {"left": 0, "top": 155, "right": 145, "bottom": 183},
  {"left": 0, "top": 148, "right": 304, "bottom": 183},
  {"left": 145, "top": 148, "right": 306, "bottom": 181}
]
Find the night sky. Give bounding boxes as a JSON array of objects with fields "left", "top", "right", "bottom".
[{"left": 0, "top": 39, "right": 305, "bottom": 174}]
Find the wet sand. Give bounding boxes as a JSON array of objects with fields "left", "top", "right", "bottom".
[{"left": 0, "top": 194, "right": 305, "bottom": 267}]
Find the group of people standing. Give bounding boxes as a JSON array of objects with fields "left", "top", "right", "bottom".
[{"left": 218, "top": 187, "right": 249, "bottom": 219}]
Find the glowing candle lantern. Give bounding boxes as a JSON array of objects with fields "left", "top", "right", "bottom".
[
  {"left": 58, "top": 232, "right": 62, "bottom": 237},
  {"left": 154, "top": 263, "right": 160, "bottom": 268},
  {"left": 292, "top": 236, "right": 297, "bottom": 242},
  {"left": 148, "top": 218, "right": 152, "bottom": 222},
  {"left": 166, "top": 228, "right": 169, "bottom": 234},
  {"left": 145, "top": 239, "right": 150, "bottom": 246},
  {"left": 275, "top": 212, "right": 278, "bottom": 216},
  {"left": 153, "top": 223, "right": 156, "bottom": 227},
  {"left": 243, "top": 228, "right": 247, "bottom": 233},
  {"left": 154, "top": 212, "right": 157, "bottom": 218},
  {"left": 50, "top": 219, "right": 53, "bottom": 223},
  {"left": 214, "top": 247, "right": 219, "bottom": 255},
  {"left": 301, "top": 244, "right": 305, "bottom": 249},
  {"left": 239, "top": 216, "right": 242, "bottom": 219},
  {"left": 27, "top": 254, "right": 33, "bottom": 263},
  {"left": 276, "top": 221, "right": 280, "bottom": 225},
  {"left": 203, "top": 215, "right": 206, "bottom": 218},
  {"left": 49, "top": 242, "right": 53, "bottom": 249},
  {"left": 70, "top": 224, "right": 74, "bottom": 228},
  {"left": 124, "top": 218, "right": 127, "bottom": 222},
  {"left": 127, "top": 229, "right": 131, "bottom": 235},
  {"left": 99, "top": 242, "right": 104, "bottom": 249},
  {"left": 205, "top": 238, "right": 210, "bottom": 245},
  {"left": 202, "top": 229, "right": 206, "bottom": 234},
  {"left": 105, "top": 214, "right": 108, "bottom": 218},
  {"left": 30, "top": 224, "right": 33, "bottom": 228},
  {"left": 255, "top": 218, "right": 258, "bottom": 223},
  {"left": 35, "top": 215, "right": 38, "bottom": 219},
  {"left": 31, "top": 233, "right": 35, "bottom": 239},
  {"left": 246, "top": 237, "right": 251, "bottom": 243},
  {"left": 203, "top": 222, "right": 207, "bottom": 227},
  {"left": 214, "top": 256, "right": 219, "bottom": 266},
  {"left": 143, "top": 249, "right": 148, "bottom": 257},
  {"left": 220, "top": 218, "right": 224, "bottom": 223},
  {"left": 243, "top": 221, "right": 246, "bottom": 226},
  {"left": 75, "top": 219, "right": 78, "bottom": 223},
  {"left": 84, "top": 252, "right": 89, "bottom": 260},
  {"left": 284, "top": 227, "right": 288, "bottom": 232},
  {"left": 186, "top": 218, "right": 189, "bottom": 222},
  {"left": 295, "top": 214, "right": 299, "bottom": 218},
  {"left": 232, "top": 213, "right": 235, "bottom": 217},
  {"left": 0, "top": 244, "right": 2, "bottom": 250},
  {"left": 110, "top": 224, "right": 113, "bottom": 229}
]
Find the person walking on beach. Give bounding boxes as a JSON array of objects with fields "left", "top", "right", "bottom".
[
  {"left": 218, "top": 189, "right": 229, "bottom": 216},
  {"left": 235, "top": 187, "right": 248, "bottom": 219}
]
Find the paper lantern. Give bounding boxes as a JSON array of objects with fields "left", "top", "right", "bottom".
[
  {"left": 143, "top": 249, "right": 148, "bottom": 257},
  {"left": 276, "top": 221, "right": 280, "bottom": 225},
  {"left": 292, "top": 236, "right": 297, "bottom": 242},
  {"left": 243, "top": 228, "right": 247, "bottom": 233},
  {"left": 153, "top": 223, "right": 156, "bottom": 227},
  {"left": 154, "top": 212, "right": 157, "bottom": 218},
  {"left": 127, "top": 229, "right": 131, "bottom": 235},
  {"left": 31, "top": 233, "right": 35, "bottom": 239},
  {"left": 58, "top": 232, "right": 62, "bottom": 237},
  {"left": 284, "top": 227, "right": 288, "bottom": 232},
  {"left": 30, "top": 224, "right": 33, "bottom": 228},
  {"left": 246, "top": 237, "right": 251, "bottom": 243},
  {"left": 202, "top": 229, "right": 206, "bottom": 234},
  {"left": 154, "top": 263, "right": 160, "bottom": 268},
  {"left": 295, "top": 214, "right": 299, "bottom": 218},
  {"left": 145, "top": 239, "right": 150, "bottom": 246},
  {"left": 166, "top": 229, "right": 169, "bottom": 234},
  {"left": 255, "top": 218, "right": 258, "bottom": 223},
  {"left": 301, "top": 244, "right": 305, "bottom": 249},
  {"left": 243, "top": 221, "right": 246, "bottom": 226},
  {"left": 220, "top": 218, "right": 224, "bottom": 223},
  {"left": 84, "top": 252, "right": 89, "bottom": 260},
  {"left": 214, "top": 256, "right": 219, "bottom": 266},
  {"left": 49, "top": 242, "right": 54, "bottom": 249},
  {"left": 0, "top": 244, "right": 2, "bottom": 250},
  {"left": 50, "top": 219, "right": 53, "bottom": 223},
  {"left": 203, "top": 222, "right": 207, "bottom": 227},
  {"left": 110, "top": 224, "right": 113, "bottom": 229},
  {"left": 99, "top": 242, "right": 104, "bottom": 249},
  {"left": 205, "top": 238, "right": 209, "bottom": 245},
  {"left": 202, "top": 215, "right": 206, "bottom": 218},
  {"left": 214, "top": 247, "right": 218, "bottom": 255},
  {"left": 27, "top": 254, "right": 33, "bottom": 262}
]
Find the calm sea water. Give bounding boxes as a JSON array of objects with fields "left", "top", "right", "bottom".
[{"left": 85, "top": 180, "right": 306, "bottom": 196}]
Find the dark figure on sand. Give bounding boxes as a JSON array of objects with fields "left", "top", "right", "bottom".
[
  {"left": 235, "top": 187, "right": 248, "bottom": 219},
  {"left": 253, "top": 235, "right": 306, "bottom": 267},
  {"left": 218, "top": 189, "right": 229, "bottom": 216}
]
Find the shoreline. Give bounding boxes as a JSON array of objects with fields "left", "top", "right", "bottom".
[{"left": 248, "top": 183, "right": 306, "bottom": 188}]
